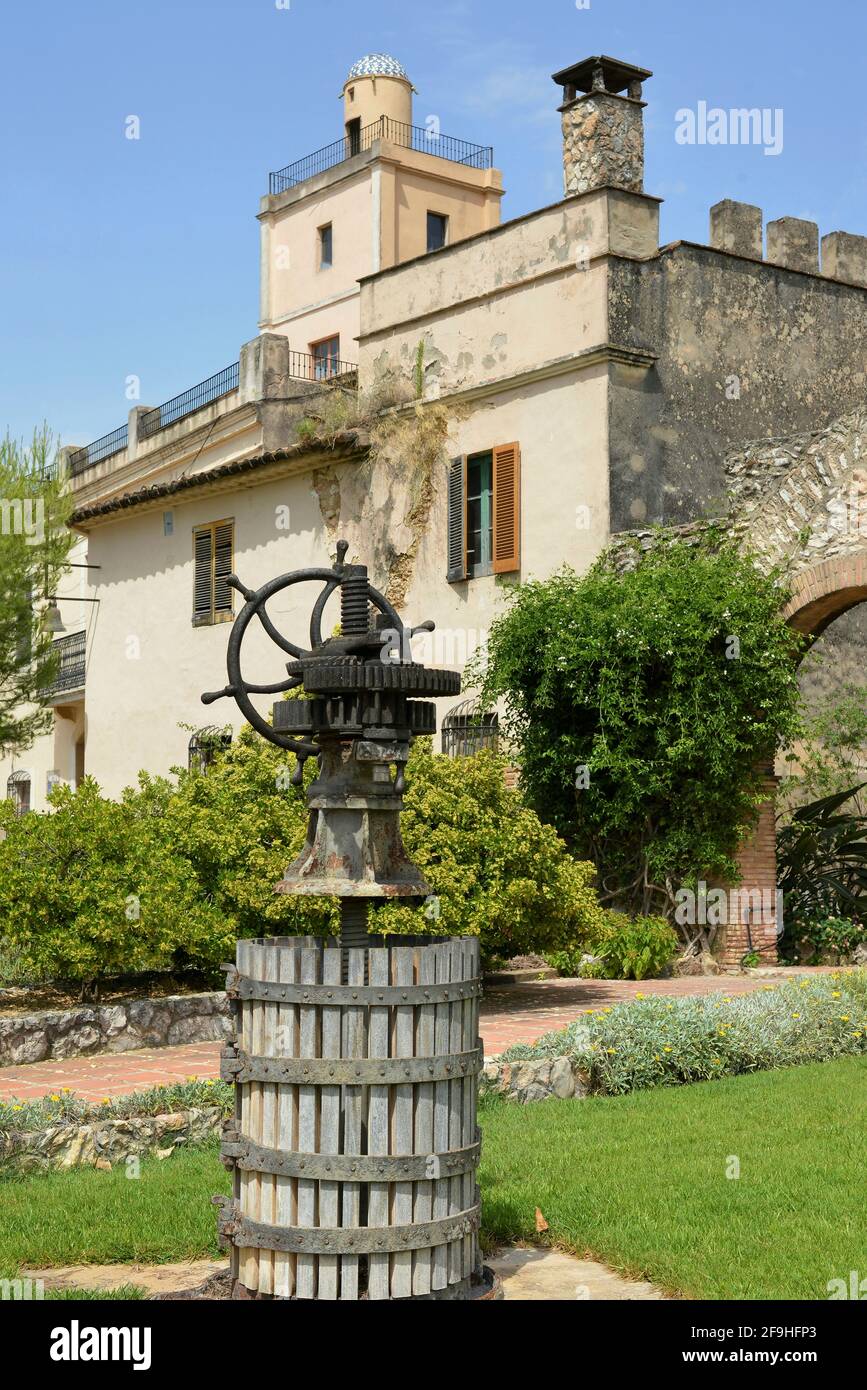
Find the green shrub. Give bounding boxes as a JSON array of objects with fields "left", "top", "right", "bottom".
[
  {"left": 0, "top": 732, "right": 603, "bottom": 984},
  {"left": 546, "top": 912, "right": 678, "bottom": 980},
  {"left": 0, "top": 779, "right": 231, "bottom": 992},
  {"left": 796, "top": 916, "right": 867, "bottom": 965},
  {"left": 473, "top": 532, "right": 804, "bottom": 932},
  {"left": 378, "top": 742, "right": 605, "bottom": 963},
  {"left": 499, "top": 971, "right": 867, "bottom": 1094}
]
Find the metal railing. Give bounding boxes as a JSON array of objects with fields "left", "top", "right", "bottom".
[
  {"left": 139, "top": 361, "right": 240, "bottom": 440},
  {"left": 269, "top": 117, "right": 494, "bottom": 195},
  {"left": 46, "top": 630, "right": 86, "bottom": 697},
  {"left": 69, "top": 423, "right": 129, "bottom": 477},
  {"left": 288, "top": 349, "right": 357, "bottom": 382}
]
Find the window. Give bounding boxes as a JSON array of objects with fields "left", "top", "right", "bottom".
[
  {"left": 446, "top": 444, "right": 521, "bottom": 581},
  {"left": 188, "top": 727, "right": 232, "bottom": 773},
  {"left": 467, "top": 452, "right": 493, "bottom": 577},
  {"left": 319, "top": 223, "right": 333, "bottom": 269},
  {"left": 193, "top": 519, "right": 234, "bottom": 626},
  {"left": 6, "top": 771, "right": 31, "bottom": 816},
  {"left": 442, "top": 701, "right": 499, "bottom": 758},
  {"left": 311, "top": 336, "right": 341, "bottom": 380},
  {"left": 427, "top": 212, "right": 449, "bottom": 253}
]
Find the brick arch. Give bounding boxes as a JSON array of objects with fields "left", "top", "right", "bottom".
[
  {"left": 721, "top": 554, "right": 867, "bottom": 966},
  {"left": 781, "top": 554, "right": 867, "bottom": 639}
]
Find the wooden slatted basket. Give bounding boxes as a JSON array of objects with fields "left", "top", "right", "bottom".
[{"left": 216, "top": 935, "right": 483, "bottom": 1301}]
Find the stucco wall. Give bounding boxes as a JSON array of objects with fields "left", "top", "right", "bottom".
[{"left": 261, "top": 166, "right": 372, "bottom": 356}]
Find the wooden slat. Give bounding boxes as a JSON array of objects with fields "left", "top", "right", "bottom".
[
  {"left": 317, "top": 946, "right": 342, "bottom": 1300},
  {"left": 390, "top": 947, "right": 415, "bottom": 1298},
  {"left": 461, "top": 938, "right": 478, "bottom": 1279},
  {"left": 295, "top": 946, "right": 319, "bottom": 1299},
  {"left": 256, "top": 940, "right": 279, "bottom": 1295},
  {"left": 367, "top": 948, "right": 391, "bottom": 1300},
  {"left": 448, "top": 938, "right": 465, "bottom": 1285},
  {"left": 412, "top": 944, "right": 436, "bottom": 1296},
  {"left": 339, "top": 949, "right": 366, "bottom": 1300},
  {"left": 492, "top": 442, "right": 521, "bottom": 574},
  {"left": 273, "top": 938, "right": 298, "bottom": 1297},
  {"left": 431, "top": 942, "right": 452, "bottom": 1291},
  {"left": 240, "top": 940, "right": 262, "bottom": 1292}
]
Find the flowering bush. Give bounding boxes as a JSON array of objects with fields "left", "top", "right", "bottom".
[
  {"left": 500, "top": 971, "right": 867, "bottom": 1095},
  {"left": 0, "top": 1079, "right": 233, "bottom": 1134}
]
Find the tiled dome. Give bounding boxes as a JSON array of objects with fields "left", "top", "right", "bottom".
[{"left": 347, "top": 54, "right": 409, "bottom": 82}]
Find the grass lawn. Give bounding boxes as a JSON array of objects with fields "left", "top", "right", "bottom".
[
  {"left": 1, "top": 1056, "right": 863, "bottom": 1299},
  {"left": 480, "top": 1055, "right": 866, "bottom": 1299}
]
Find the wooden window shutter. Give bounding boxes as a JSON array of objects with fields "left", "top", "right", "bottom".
[
  {"left": 193, "top": 520, "right": 234, "bottom": 625},
  {"left": 446, "top": 457, "right": 467, "bottom": 582},
  {"left": 492, "top": 443, "right": 520, "bottom": 574},
  {"left": 213, "top": 522, "right": 234, "bottom": 616},
  {"left": 193, "top": 528, "right": 213, "bottom": 625}
]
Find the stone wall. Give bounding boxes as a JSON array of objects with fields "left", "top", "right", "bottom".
[
  {"left": 481, "top": 1056, "right": 588, "bottom": 1103},
  {"left": 607, "top": 245, "right": 867, "bottom": 531},
  {"left": 0, "top": 992, "right": 231, "bottom": 1067},
  {"left": 0, "top": 1106, "right": 224, "bottom": 1172}
]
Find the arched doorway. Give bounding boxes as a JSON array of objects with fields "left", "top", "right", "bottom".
[{"left": 720, "top": 408, "right": 867, "bottom": 963}]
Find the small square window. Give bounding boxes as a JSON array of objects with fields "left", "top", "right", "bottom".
[
  {"left": 319, "top": 224, "right": 333, "bottom": 269},
  {"left": 427, "top": 212, "right": 448, "bottom": 253}
]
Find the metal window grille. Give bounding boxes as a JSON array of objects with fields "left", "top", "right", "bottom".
[
  {"left": 6, "top": 770, "right": 31, "bottom": 816},
  {"left": 441, "top": 700, "right": 499, "bottom": 758},
  {"left": 188, "top": 727, "right": 233, "bottom": 773}
]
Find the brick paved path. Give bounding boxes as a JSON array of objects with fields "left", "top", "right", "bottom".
[{"left": 0, "top": 970, "right": 834, "bottom": 1103}]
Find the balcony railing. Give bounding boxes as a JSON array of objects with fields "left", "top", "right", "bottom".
[
  {"left": 288, "top": 349, "right": 357, "bottom": 382},
  {"left": 269, "top": 117, "right": 494, "bottom": 195},
  {"left": 139, "top": 361, "right": 240, "bottom": 440},
  {"left": 69, "top": 350, "right": 358, "bottom": 479},
  {"left": 69, "top": 423, "right": 129, "bottom": 477},
  {"left": 46, "top": 630, "right": 86, "bottom": 697}
]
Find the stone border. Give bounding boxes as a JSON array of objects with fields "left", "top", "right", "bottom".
[
  {"left": 481, "top": 1057, "right": 588, "bottom": 1103},
  {"left": 0, "top": 992, "right": 232, "bottom": 1067},
  {"left": 0, "top": 1105, "right": 225, "bottom": 1172}
]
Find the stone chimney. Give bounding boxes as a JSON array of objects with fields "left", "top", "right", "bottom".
[{"left": 552, "top": 55, "right": 653, "bottom": 196}]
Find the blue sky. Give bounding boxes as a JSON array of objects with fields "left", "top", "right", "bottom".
[{"left": 1, "top": 0, "right": 864, "bottom": 447}]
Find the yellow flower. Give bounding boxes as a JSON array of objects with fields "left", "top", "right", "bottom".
[
  {"left": 831, "top": 991, "right": 841, "bottom": 999},
  {"left": 101, "top": 1097, "right": 111, "bottom": 1105},
  {"left": 12, "top": 1104, "right": 22, "bottom": 1111},
  {"left": 722, "top": 997, "right": 731, "bottom": 1004},
  {"left": 49, "top": 1094, "right": 60, "bottom": 1102},
  {"left": 665, "top": 1003, "right": 674, "bottom": 1011},
  {"left": 62, "top": 1087, "right": 71, "bottom": 1094},
  {"left": 664, "top": 1046, "right": 673, "bottom": 1053},
  {"left": 187, "top": 1075, "right": 198, "bottom": 1081},
  {"left": 205, "top": 1079, "right": 215, "bottom": 1086},
  {"left": 840, "top": 1015, "right": 850, "bottom": 1022},
  {"left": 606, "top": 1047, "right": 617, "bottom": 1055},
  {"left": 585, "top": 1009, "right": 594, "bottom": 1016},
  {"left": 791, "top": 1013, "right": 801, "bottom": 1019},
  {"left": 653, "top": 1054, "right": 661, "bottom": 1062},
  {"left": 799, "top": 980, "right": 809, "bottom": 989},
  {"left": 712, "top": 1058, "right": 721, "bottom": 1065}
]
